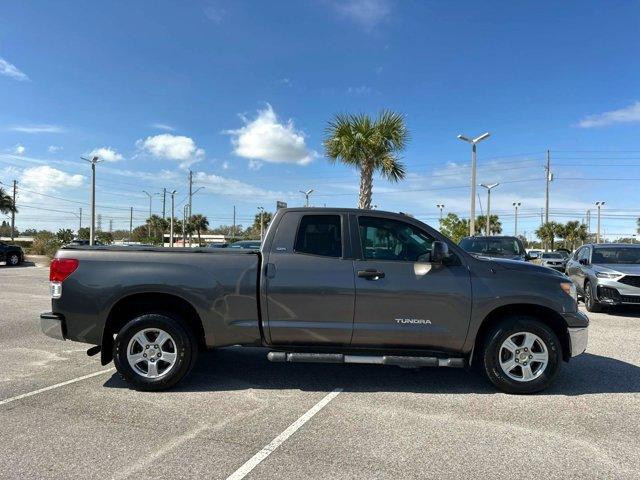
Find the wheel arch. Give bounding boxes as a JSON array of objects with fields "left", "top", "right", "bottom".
[
  {"left": 473, "top": 303, "right": 571, "bottom": 364},
  {"left": 100, "top": 292, "right": 206, "bottom": 365}
]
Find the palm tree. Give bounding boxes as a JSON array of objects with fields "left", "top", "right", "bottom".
[
  {"left": 190, "top": 214, "right": 209, "bottom": 246},
  {"left": 536, "top": 221, "right": 561, "bottom": 250},
  {"left": 0, "top": 187, "right": 17, "bottom": 214},
  {"left": 475, "top": 215, "right": 502, "bottom": 235},
  {"left": 563, "top": 221, "right": 588, "bottom": 250},
  {"left": 324, "top": 110, "right": 409, "bottom": 209}
]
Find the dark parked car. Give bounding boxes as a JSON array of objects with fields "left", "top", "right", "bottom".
[
  {"left": 0, "top": 241, "right": 24, "bottom": 266},
  {"left": 228, "top": 240, "right": 261, "bottom": 249},
  {"left": 566, "top": 243, "right": 640, "bottom": 312},
  {"left": 207, "top": 243, "right": 228, "bottom": 248},
  {"left": 459, "top": 236, "right": 529, "bottom": 261},
  {"left": 41, "top": 208, "right": 587, "bottom": 394}
]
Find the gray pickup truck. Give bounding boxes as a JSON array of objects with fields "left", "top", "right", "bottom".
[{"left": 41, "top": 208, "right": 588, "bottom": 394}]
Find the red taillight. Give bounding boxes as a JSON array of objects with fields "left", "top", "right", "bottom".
[{"left": 50, "top": 258, "right": 79, "bottom": 282}]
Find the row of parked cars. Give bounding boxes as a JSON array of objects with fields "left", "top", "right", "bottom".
[{"left": 458, "top": 235, "right": 640, "bottom": 312}]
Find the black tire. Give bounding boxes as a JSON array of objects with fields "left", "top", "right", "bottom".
[
  {"left": 583, "top": 280, "right": 602, "bottom": 313},
  {"left": 7, "top": 252, "right": 20, "bottom": 266},
  {"left": 113, "top": 313, "right": 198, "bottom": 391},
  {"left": 482, "top": 315, "right": 562, "bottom": 394}
]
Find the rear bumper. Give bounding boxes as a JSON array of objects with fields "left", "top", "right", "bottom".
[
  {"left": 568, "top": 327, "right": 588, "bottom": 357},
  {"left": 40, "top": 312, "right": 65, "bottom": 341}
]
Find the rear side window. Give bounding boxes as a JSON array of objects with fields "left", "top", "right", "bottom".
[
  {"left": 294, "top": 215, "right": 342, "bottom": 257},
  {"left": 358, "top": 216, "right": 434, "bottom": 262}
]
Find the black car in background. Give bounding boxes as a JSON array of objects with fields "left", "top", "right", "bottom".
[
  {"left": 0, "top": 241, "right": 24, "bottom": 266},
  {"left": 459, "top": 236, "right": 529, "bottom": 261}
]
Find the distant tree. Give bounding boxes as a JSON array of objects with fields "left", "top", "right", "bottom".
[
  {"left": 613, "top": 237, "right": 637, "bottom": 244},
  {"left": 244, "top": 212, "right": 273, "bottom": 239},
  {"left": 0, "top": 220, "right": 17, "bottom": 237},
  {"left": 324, "top": 110, "right": 409, "bottom": 209},
  {"left": 536, "top": 221, "right": 562, "bottom": 250},
  {"left": 637, "top": 218, "right": 640, "bottom": 235},
  {"left": 56, "top": 228, "right": 74, "bottom": 245},
  {"left": 562, "top": 221, "right": 588, "bottom": 250},
  {"left": 130, "top": 225, "right": 150, "bottom": 243},
  {"left": 0, "top": 187, "right": 17, "bottom": 215},
  {"left": 21, "top": 228, "right": 38, "bottom": 236},
  {"left": 77, "top": 227, "right": 90, "bottom": 240},
  {"left": 210, "top": 224, "right": 244, "bottom": 238},
  {"left": 189, "top": 214, "right": 209, "bottom": 246},
  {"left": 439, "top": 213, "right": 469, "bottom": 244},
  {"left": 96, "top": 231, "right": 113, "bottom": 244},
  {"left": 30, "top": 231, "right": 62, "bottom": 257},
  {"left": 475, "top": 215, "right": 502, "bottom": 235}
]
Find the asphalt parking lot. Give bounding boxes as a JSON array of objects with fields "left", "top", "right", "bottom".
[{"left": 1, "top": 266, "right": 639, "bottom": 479}]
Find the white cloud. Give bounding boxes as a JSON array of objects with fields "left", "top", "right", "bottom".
[
  {"left": 347, "top": 85, "right": 377, "bottom": 95},
  {"left": 86, "top": 147, "right": 124, "bottom": 162},
  {"left": 332, "top": 0, "right": 392, "bottom": 30},
  {"left": 150, "top": 123, "right": 175, "bottom": 131},
  {"left": 48, "top": 145, "right": 62, "bottom": 153},
  {"left": 136, "top": 134, "right": 204, "bottom": 169},
  {"left": 20, "top": 166, "right": 84, "bottom": 194},
  {"left": 9, "top": 124, "right": 64, "bottom": 134},
  {"left": 225, "top": 104, "right": 316, "bottom": 166},
  {"left": 13, "top": 144, "right": 25, "bottom": 155},
  {"left": 221, "top": 161, "right": 230, "bottom": 170},
  {"left": 248, "top": 160, "right": 263, "bottom": 170},
  {"left": 0, "top": 57, "right": 29, "bottom": 81},
  {"left": 192, "top": 171, "right": 282, "bottom": 200},
  {"left": 577, "top": 101, "right": 640, "bottom": 128},
  {"left": 204, "top": 5, "right": 225, "bottom": 23}
]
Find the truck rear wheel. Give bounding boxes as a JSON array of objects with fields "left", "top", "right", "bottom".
[
  {"left": 113, "top": 313, "right": 197, "bottom": 391},
  {"left": 482, "top": 316, "right": 561, "bottom": 394}
]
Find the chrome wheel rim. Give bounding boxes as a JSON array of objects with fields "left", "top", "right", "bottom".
[
  {"left": 499, "top": 332, "right": 549, "bottom": 382},
  {"left": 127, "top": 328, "right": 177, "bottom": 379},
  {"left": 9, "top": 254, "right": 19, "bottom": 265},
  {"left": 584, "top": 284, "right": 592, "bottom": 307}
]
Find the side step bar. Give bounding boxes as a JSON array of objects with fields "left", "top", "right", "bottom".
[{"left": 267, "top": 352, "right": 465, "bottom": 368}]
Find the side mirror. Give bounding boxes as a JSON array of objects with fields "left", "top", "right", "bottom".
[
  {"left": 431, "top": 241, "right": 449, "bottom": 264},
  {"left": 579, "top": 258, "right": 589, "bottom": 266}
]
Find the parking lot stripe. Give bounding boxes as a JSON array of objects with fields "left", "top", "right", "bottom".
[
  {"left": 226, "top": 388, "right": 343, "bottom": 480},
  {"left": 0, "top": 368, "right": 115, "bottom": 407}
]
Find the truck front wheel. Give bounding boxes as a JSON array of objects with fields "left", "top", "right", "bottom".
[
  {"left": 482, "top": 316, "right": 561, "bottom": 394},
  {"left": 113, "top": 313, "right": 197, "bottom": 391}
]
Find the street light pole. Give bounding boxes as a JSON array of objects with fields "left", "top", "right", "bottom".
[
  {"left": 595, "top": 201, "right": 605, "bottom": 244},
  {"left": 480, "top": 183, "right": 499, "bottom": 236},
  {"left": 513, "top": 202, "right": 521, "bottom": 236},
  {"left": 142, "top": 190, "right": 154, "bottom": 240},
  {"left": 258, "top": 206, "right": 265, "bottom": 242},
  {"left": 169, "top": 190, "right": 177, "bottom": 247},
  {"left": 300, "top": 189, "right": 314, "bottom": 207},
  {"left": 81, "top": 155, "right": 102, "bottom": 246},
  {"left": 457, "top": 132, "right": 491, "bottom": 236},
  {"left": 436, "top": 204, "right": 445, "bottom": 222}
]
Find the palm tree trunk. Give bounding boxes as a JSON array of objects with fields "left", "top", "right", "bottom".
[{"left": 358, "top": 161, "right": 374, "bottom": 210}]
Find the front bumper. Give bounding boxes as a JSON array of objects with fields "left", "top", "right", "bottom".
[
  {"left": 568, "top": 327, "right": 588, "bottom": 357},
  {"left": 40, "top": 312, "right": 65, "bottom": 341},
  {"left": 596, "top": 284, "right": 640, "bottom": 305}
]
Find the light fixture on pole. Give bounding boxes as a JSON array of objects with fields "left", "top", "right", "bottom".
[
  {"left": 595, "top": 201, "right": 605, "bottom": 244},
  {"left": 512, "top": 202, "right": 521, "bottom": 236},
  {"left": 257, "top": 206, "right": 265, "bottom": 242},
  {"left": 457, "top": 132, "right": 491, "bottom": 236},
  {"left": 436, "top": 204, "right": 445, "bottom": 222},
  {"left": 169, "top": 190, "right": 177, "bottom": 247},
  {"left": 81, "top": 155, "right": 102, "bottom": 246},
  {"left": 300, "top": 189, "right": 314, "bottom": 207},
  {"left": 480, "top": 182, "right": 499, "bottom": 236}
]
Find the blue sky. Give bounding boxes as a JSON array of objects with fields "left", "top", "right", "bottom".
[{"left": 1, "top": 0, "right": 639, "bottom": 239}]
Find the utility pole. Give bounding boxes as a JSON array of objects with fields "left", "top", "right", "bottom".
[
  {"left": 545, "top": 150, "right": 552, "bottom": 224},
  {"left": 457, "top": 132, "right": 491, "bottom": 236},
  {"left": 233, "top": 205, "right": 236, "bottom": 240},
  {"left": 129, "top": 207, "right": 133, "bottom": 240},
  {"left": 143, "top": 190, "right": 154, "bottom": 239},
  {"left": 436, "top": 204, "right": 445, "bottom": 222},
  {"left": 11, "top": 180, "right": 17, "bottom": 241},
  {"left": 81, "top": 155, "right": 102, "bottom": 246},
  {"left": 595, "top": 201, "right": 605, "bottom": 244},
  {"left": 188, "top": 170, "right": 193, "bottom": 247},
  {"left": 109, "top": 218, "right": 113, "bottom": 233},
  {"left": 300, "top": 189, "right": 314, "bottom": 207},
  {"left": 97, "top": 214, "right": 102, "bottom": 232},
  {"left": 162, "top": 188, "right": 167, "bottom": 220},
  {"left": 513, "top": 202, "right": 521, "bottom": 236},
  {"left": 258, "top": 206, "right": 265, "bottom": 242},
  {"left": 78, "top": 207, "right": 82, "bottom": 231},
  {"left": 480, "top": 183, "right": 499, "bottom": 236},
  {"left": 182, "top": 205, "right": 188, "bottom": 246},
  {"left": 169, "top": 190, "right": 177, "bottom": 247},
  {"left": 586, "top": 209, "right": 591, "bottom": 234}
]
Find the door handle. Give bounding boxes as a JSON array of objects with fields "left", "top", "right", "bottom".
[{"left": 357, "top": 269, "right": 385, "bottom": 280}]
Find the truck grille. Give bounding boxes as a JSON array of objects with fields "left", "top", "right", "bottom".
[{"left": 618, "top": 276, "right": 640, "bottom": 288}]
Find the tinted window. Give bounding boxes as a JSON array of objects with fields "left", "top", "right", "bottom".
[
  {"left": 541, "top": 253, "right": 563, "bottom": 259},
  {"left": 459, "top": 237, "right": 522, "bottom": 256},
  {"left": 294, "top": 215, "right": 342, "bottom": 257},
  {"left": 358, "top": 216, "right": 434, "bottom": 262},
  {"left": 578, "top": 247, "right": 590, "bottom": 262},
  {"left": 591, "top": 248, "right": 640, "bottom": 264}
]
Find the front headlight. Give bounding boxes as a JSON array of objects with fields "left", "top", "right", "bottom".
[
  {"left": 560, "top": 281, "right": 578, "bottom": 303},
  {"left": 596, "top": 272, "right": 622, "bottom": 279}
]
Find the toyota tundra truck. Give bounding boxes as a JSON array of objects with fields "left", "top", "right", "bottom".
[{"left": 41, "top": 208, "right": 588, "bottom": 394}]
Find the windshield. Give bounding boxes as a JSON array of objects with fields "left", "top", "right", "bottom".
[
  {"left": 592, "top": 248, "right": 640, "bottom": 264},
  {"left": 459, "top": 238, "right": 521, "bottom": 256},
  {"left": 542, "top": 253, "right": 563, "bottom": 259}
]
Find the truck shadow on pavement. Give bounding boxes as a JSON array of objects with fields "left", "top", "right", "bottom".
[{"left": 104, "top": 348, "right": 640, "bottom": 396}]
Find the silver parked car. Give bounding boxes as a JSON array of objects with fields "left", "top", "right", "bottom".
[
  {"left": 533, "top": 252, "right": 567, "bottom": 272},
  {"left": 565, "top": 243, "right": 640, "bottom": 312}
]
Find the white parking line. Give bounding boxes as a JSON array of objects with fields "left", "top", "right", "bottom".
[
  {"left": 0, "top": 368, "right": 115, "bottom": 406},
  {"left": 226, "top": 388, "right": 343, "bottom": 480}
]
